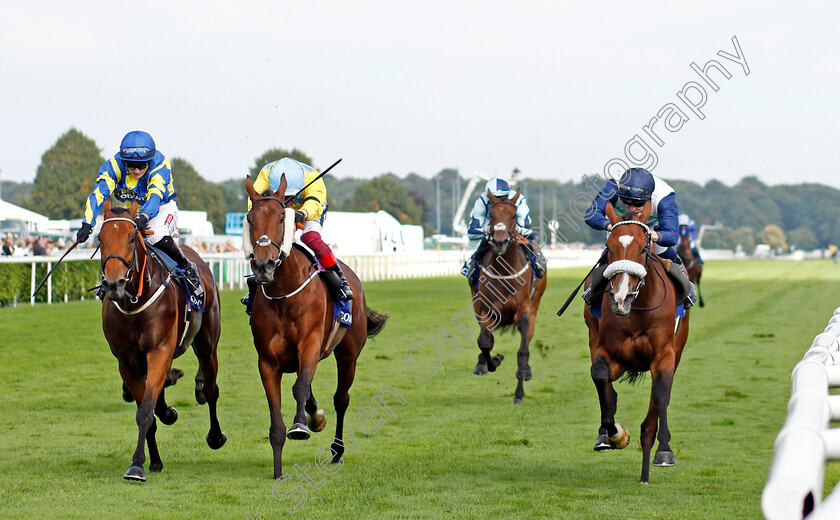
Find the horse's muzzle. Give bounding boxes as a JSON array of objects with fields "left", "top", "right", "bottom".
[
  {"left": 250, "top": 258, "right": 276, "bottom": 285},
  {"left": 490, "top": 237, "right": 510, "bottom": 255},
  {"left": 102, "top": 278, "right": 128, "bottom": 301},
  {"left": 609, "top": 293, "right": 634, "bottom": 316}
]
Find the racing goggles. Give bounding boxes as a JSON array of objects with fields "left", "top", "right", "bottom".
[{"left": 120, "top": 146, "right": 153, "bottom": 159}]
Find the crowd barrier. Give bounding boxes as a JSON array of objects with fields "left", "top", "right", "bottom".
[
  {"left": 0, "top": 247, "right": 603, "bottom": 305},
  {"left": 761, "top": 307, "right": 840, "bottom": 519}
]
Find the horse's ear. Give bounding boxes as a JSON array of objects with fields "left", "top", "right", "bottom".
[
  {"left": 606, "top": 203, "right": 620, "bottom": 225},
  {"left": 245, "top": 175, "right": 258, "bottom": 201},
  {"left": 510, "top": 190, "right": 521, "bottom": 204},
  {"left": 275, "top": 174, "right": 288, "bottom": 199},
  {"left": 487, "top": 190, "right": 499, "bottom": 204},
  {"left": 129, "top": 201, "right": 139, "bottom": 218},
  {"left": 102, "top": 198, "right": 112, "bottom": 216},
  {"left": 639, "top": 200, "right": 652, "bottom": 222}
]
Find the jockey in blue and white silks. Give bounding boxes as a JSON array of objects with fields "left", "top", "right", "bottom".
[
  {"left": 583, "top": 167, "right": 695, "bottom": 308},
  {"left": 461, "top": 177, "right": 545, "bottom": 284},
  {"left": 75, "top": 130, "right": 201, "bottom": 294},
  {"left": 678, "top": 213, "right": 703, "bottom": 265}
]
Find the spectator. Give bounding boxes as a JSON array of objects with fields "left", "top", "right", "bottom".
[
  {"left": 1, "top": 234, "right": 14, "bottom": 256},
  {"left": 31, "top": 236, "right": 48, "bottom": 256}
]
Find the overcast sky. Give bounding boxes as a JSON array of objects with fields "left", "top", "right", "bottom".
[{"left": 1, "top": 1, "right": 838, "bottom": 190}]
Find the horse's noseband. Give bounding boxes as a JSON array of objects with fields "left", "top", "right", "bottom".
[{"left": 606, "top": 219, "right": 653, "bottom": 299}]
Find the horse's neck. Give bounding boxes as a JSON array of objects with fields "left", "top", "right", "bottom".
[
  {"left": 272, "top": 248, "right": 312, "bottom": 292},
  {"left": 639, "top": 259, "right": 669, "bottom": 305},
  {"left": 494, "top": 239, "right": 526, "bottom": 267}
]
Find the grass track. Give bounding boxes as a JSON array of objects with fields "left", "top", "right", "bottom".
[{"left": 1, "top": 260, "right": 840, "bottom": 519}]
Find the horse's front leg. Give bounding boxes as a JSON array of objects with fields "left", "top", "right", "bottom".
[
  {"left": 258, "top": 356, "right": 286, "bottom": 479},
  {"left": 124, "top": 348, "right": 170, "bottom": 481},
  {"left": 590, "top": 349, "right": 629, "bottom": 452},
  {"left": 640, "top": 350, "right": 677, "bottom": 483},
  {"left": 288, "top": 342, "right": 322, "bottom": 441}
]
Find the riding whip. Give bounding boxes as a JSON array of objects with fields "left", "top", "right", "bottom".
[
  {"left": 285, "top": 158, "right": 342, "bottom": 204},
  {"left": 32, "top": 239, "right": 82, "bottom": 298}
]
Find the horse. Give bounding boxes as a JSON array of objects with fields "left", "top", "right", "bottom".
[
  {"left": 98, "top": 199, "right": 226, "bottom": 482},
  {"left": 677, "top": 231, "right": 704, "bottom": 307},
  {"left": 470, "top": 190, "right": 547, "bottom": 404},
  {"left": 583, "top": 202, "right": 689, "bottom": 484},
  {"left": 244, "top": 175, "right": 389, "bottom": 478}
]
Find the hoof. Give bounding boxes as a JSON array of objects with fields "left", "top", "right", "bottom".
[
  {"left": 490, "top": 353, "right": 505, "bottom": 371},
  {"left": 195, "top": 385, "right": 207, "bottom": 405},
  {"left": 516, "top": 365, "right": 532, "bottom": 381},
  {"left": 121, "top": 384, "right": 133, "bottom": 403},
  {"left": 473, "top": 363, "right": 489, "bottom": 375},
  {"left": 164, "top": 368, "right": 184, "bottom": 388},
  {"left": 206, "top": 431, "right": 227, "bottom": 450},
  {"left": 511, "top": 398, "right": 524, "bottom": 405},
  {"left": 287, "top": 423, "right": 311, "bottom": 441},
  {"left": 593, "top": 434, "right": 614, "bottom": 451},
  {"left": 308, "top": 410, "right": 327, "bottom": 432},
  {"left": 610, "top": 423, "right": 630, "bottom": 450},
  {"left": 149, "top": 460, "right": 163, "bottom": 473},
  {"left": 124, "top": 465, "right": 146, "bottom": 482},
  {"left": 653, "top": 450, "right": 676, "bottom": 467},
  {"left": 159, "top": 406, "right": 178, "bottom": 426}
]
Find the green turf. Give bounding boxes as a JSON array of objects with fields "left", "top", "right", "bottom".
[{"left": 1, "top": 260, "right": 839, "bottom": 519}]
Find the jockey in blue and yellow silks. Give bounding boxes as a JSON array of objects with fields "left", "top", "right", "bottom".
[
  {"left": 75, "top": 130, "right": 201, "bottom": 293},
  {"left": 241, "top": 157, "right": 352, "bottom": 314}
]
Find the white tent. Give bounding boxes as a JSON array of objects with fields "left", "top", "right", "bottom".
[
  {"left": 321, "top": 210, "right": 424, "bottom": 255},
  {"left": 0, "top": 200, "right": 49, "bottom": 231}
]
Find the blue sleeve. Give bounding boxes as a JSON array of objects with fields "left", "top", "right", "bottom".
[
  {"left": 516, "top": 195, "right": 531, "bottom": 228},
  {"left": 655, "top": 193, "right": 679, "bottom": 247},
  {"left": 584, "top": 179, "right": 619, "bottom": 231}
]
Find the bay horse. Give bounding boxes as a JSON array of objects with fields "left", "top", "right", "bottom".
[
  {"left": 677, "top": 231, "right": 704, "bottom": 307},
  {"left": 244, "top": 175, "right": 388, "bottom": 478},
  {"left": 583, "top": 202, "right": 689, "bottom": 483},
  {"left": 98, "top": 199, "right": 226, "bottom": 482},
  {"left": 470, "top": 190, "right": 547, "bottom": 404}
]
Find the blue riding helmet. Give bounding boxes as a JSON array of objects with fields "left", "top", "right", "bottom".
[
  {"left": 268, "top": 157, "right": 306, "bottom": 196},
  {"left": 119, "top": 131, "right": 156, "bottom": 162},
  {"left": 617, "top": 168, "right": 655, "bottom": 203},
  {"left": 485, "top": 177, "right": 511, "bottom": 198}
]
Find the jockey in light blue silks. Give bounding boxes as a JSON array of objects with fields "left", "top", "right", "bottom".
[
  {"left": 678, "top": 213, "right": 704, "bottom": 265},
  {"left": 460, "top": 177, "right": 546, "bottom": 285},
  {"left": 582, "top": 167, "right": 696, "bottom": 309}
]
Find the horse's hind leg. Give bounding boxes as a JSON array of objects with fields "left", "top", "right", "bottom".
[
  {"left": 193, "top": 336, "right": 226, "bottom": 450},
  {"left": 193, "top": 364, "right": 206, "bottom": 405},
  {"left": 330, "top": 354, "right": 358, "bottom": 464},
  {"left": 306, "top": 388, "right": 327, "bottom": 433},
  {"left": 512, "top": 312, "right": 532, "bottom": 404},
  {"left": 696, "top": 275, "right": 704, "bottom": 308}
]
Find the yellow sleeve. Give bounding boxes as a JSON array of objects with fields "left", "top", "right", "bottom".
[
  {"left": 248, "top": 167, "right": 271, "bottom": 210},
  {"left": 296, "top": 169, "right": 326, "bottom": 220}
]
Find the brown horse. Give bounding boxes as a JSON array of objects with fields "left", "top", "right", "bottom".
[
  {"left": 470, "top": 190, "right": 547, "bottom": 404},
  {"left": 583, "top": 202, "right": 689, "bottom": 483},
  {"left": 677, "top": 231, "right": 704, "bottom": 307},
  {"left": 244, "top": 176, "right": 388, "bottom": 478},
  {"left": 98, "top": 199, "right": 226, "bottom": 482}
]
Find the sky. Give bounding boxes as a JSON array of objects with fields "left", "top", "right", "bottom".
[{"left": 1, "top": 1, "right": 838, "bottom": 190}]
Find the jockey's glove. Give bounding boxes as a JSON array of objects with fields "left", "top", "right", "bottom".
[
  {"left": 76, "top": 222, "right": 92, "bottom": 243},
  {"left": 135, "top": 213, "right": 150, "bottom": 232},
  {"left": 294, "top": 210, "right": 306, "bottom": 224}
]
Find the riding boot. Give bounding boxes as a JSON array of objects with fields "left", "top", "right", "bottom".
[
  {"left": 327, "top": 263, "right": 354, "bottom": 300},
  {"left": 523, "top": 238, "right": 547, "bottom": 278},
  {"left": 583, "top": 264, "right": 609, "bottom": 305},
  {"left": 668, "top": 262, "right": 695, "bottom": 309},
  {"left": 461, "top": 238, "right": 491, "bottom": 281},
  {"left": 241, "top": 275, "right": 257, "bottom": 315},
  {"left": 156, "top": 236, "right": 203, "bottom": 296}
]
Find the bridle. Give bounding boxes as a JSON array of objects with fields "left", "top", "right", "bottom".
[
  {"left": 100, "top": 217, "right": 149, "bottom": 303},
  {"left": 604, "top": 219, "right": 669, "bottom": 311},
  {"left": 486, "top": 199, "right": 516, "bottom": 244},
  {"left": 244, "top": 196, "right": 294, "bottom": 268}
]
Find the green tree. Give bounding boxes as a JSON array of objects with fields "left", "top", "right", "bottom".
[
  {"left": 170, "top": 158, "right": 227, "bottom": 233},
  {"left": 759, "top": 224, "right": 788, "bottom": 252},
  {"left": 32, "top": 128, "right": 104, "bottom": 219},
  {"left": 732, "top": 226, "right": 756, "bottom": 254},
  {"left": 249, "top": 148, "right": 314, "bottom": 178},
  {"left": 787, "top": 227, "right": 819, "bottom": 251},
  {"left": 346, "top": 176, "right": 423, "bottom": 224}
]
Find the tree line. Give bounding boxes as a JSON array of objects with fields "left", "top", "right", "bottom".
[{"left": 2, "top": 128, "right": 837, "bottom": 252}]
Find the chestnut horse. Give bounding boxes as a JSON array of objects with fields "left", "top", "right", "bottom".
[
  {"left": 470, "top": 190, "right": 547, "bottom": 404},
  {"left": 98, "top": 199, "right": 226, "bottom": 482},
  {"left": 244, "top": 176, "right": 388, "bottom": 478},
  {"left": 677, "top": 231, "right": 704, "bottom": 307},
  {"left": 583, "top": 202, "right": 689, "bottom": 483}
]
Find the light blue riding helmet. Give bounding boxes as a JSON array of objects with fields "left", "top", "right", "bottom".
[
  {"left": 485, "top": 177, "right": 511, "bottom": 198},
  {"left": 267, "top": 157, "right": 308, "bottom": 196}
]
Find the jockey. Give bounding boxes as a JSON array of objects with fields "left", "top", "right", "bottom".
[
  {"left": 583, "top": 167, "right": 695, "bottom": 308},
  {"left": 678, "top": 213, "right": 704, "bottom": 265},
  {"left": 76, "top": 130, "right": 202, "bottom": 296},
  {"left": 241, "top": 157, "right": 352, "bottom": 313},
  {"left": 460, "top": 177, "right": 546, "bottom": 282}
]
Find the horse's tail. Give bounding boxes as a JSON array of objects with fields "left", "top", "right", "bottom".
[
  {"left": 619, "top": 371, "right": 646, "bottom": 385},
  {"left": 366, "top": 308, "right": 389, "bottom": 338}
]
